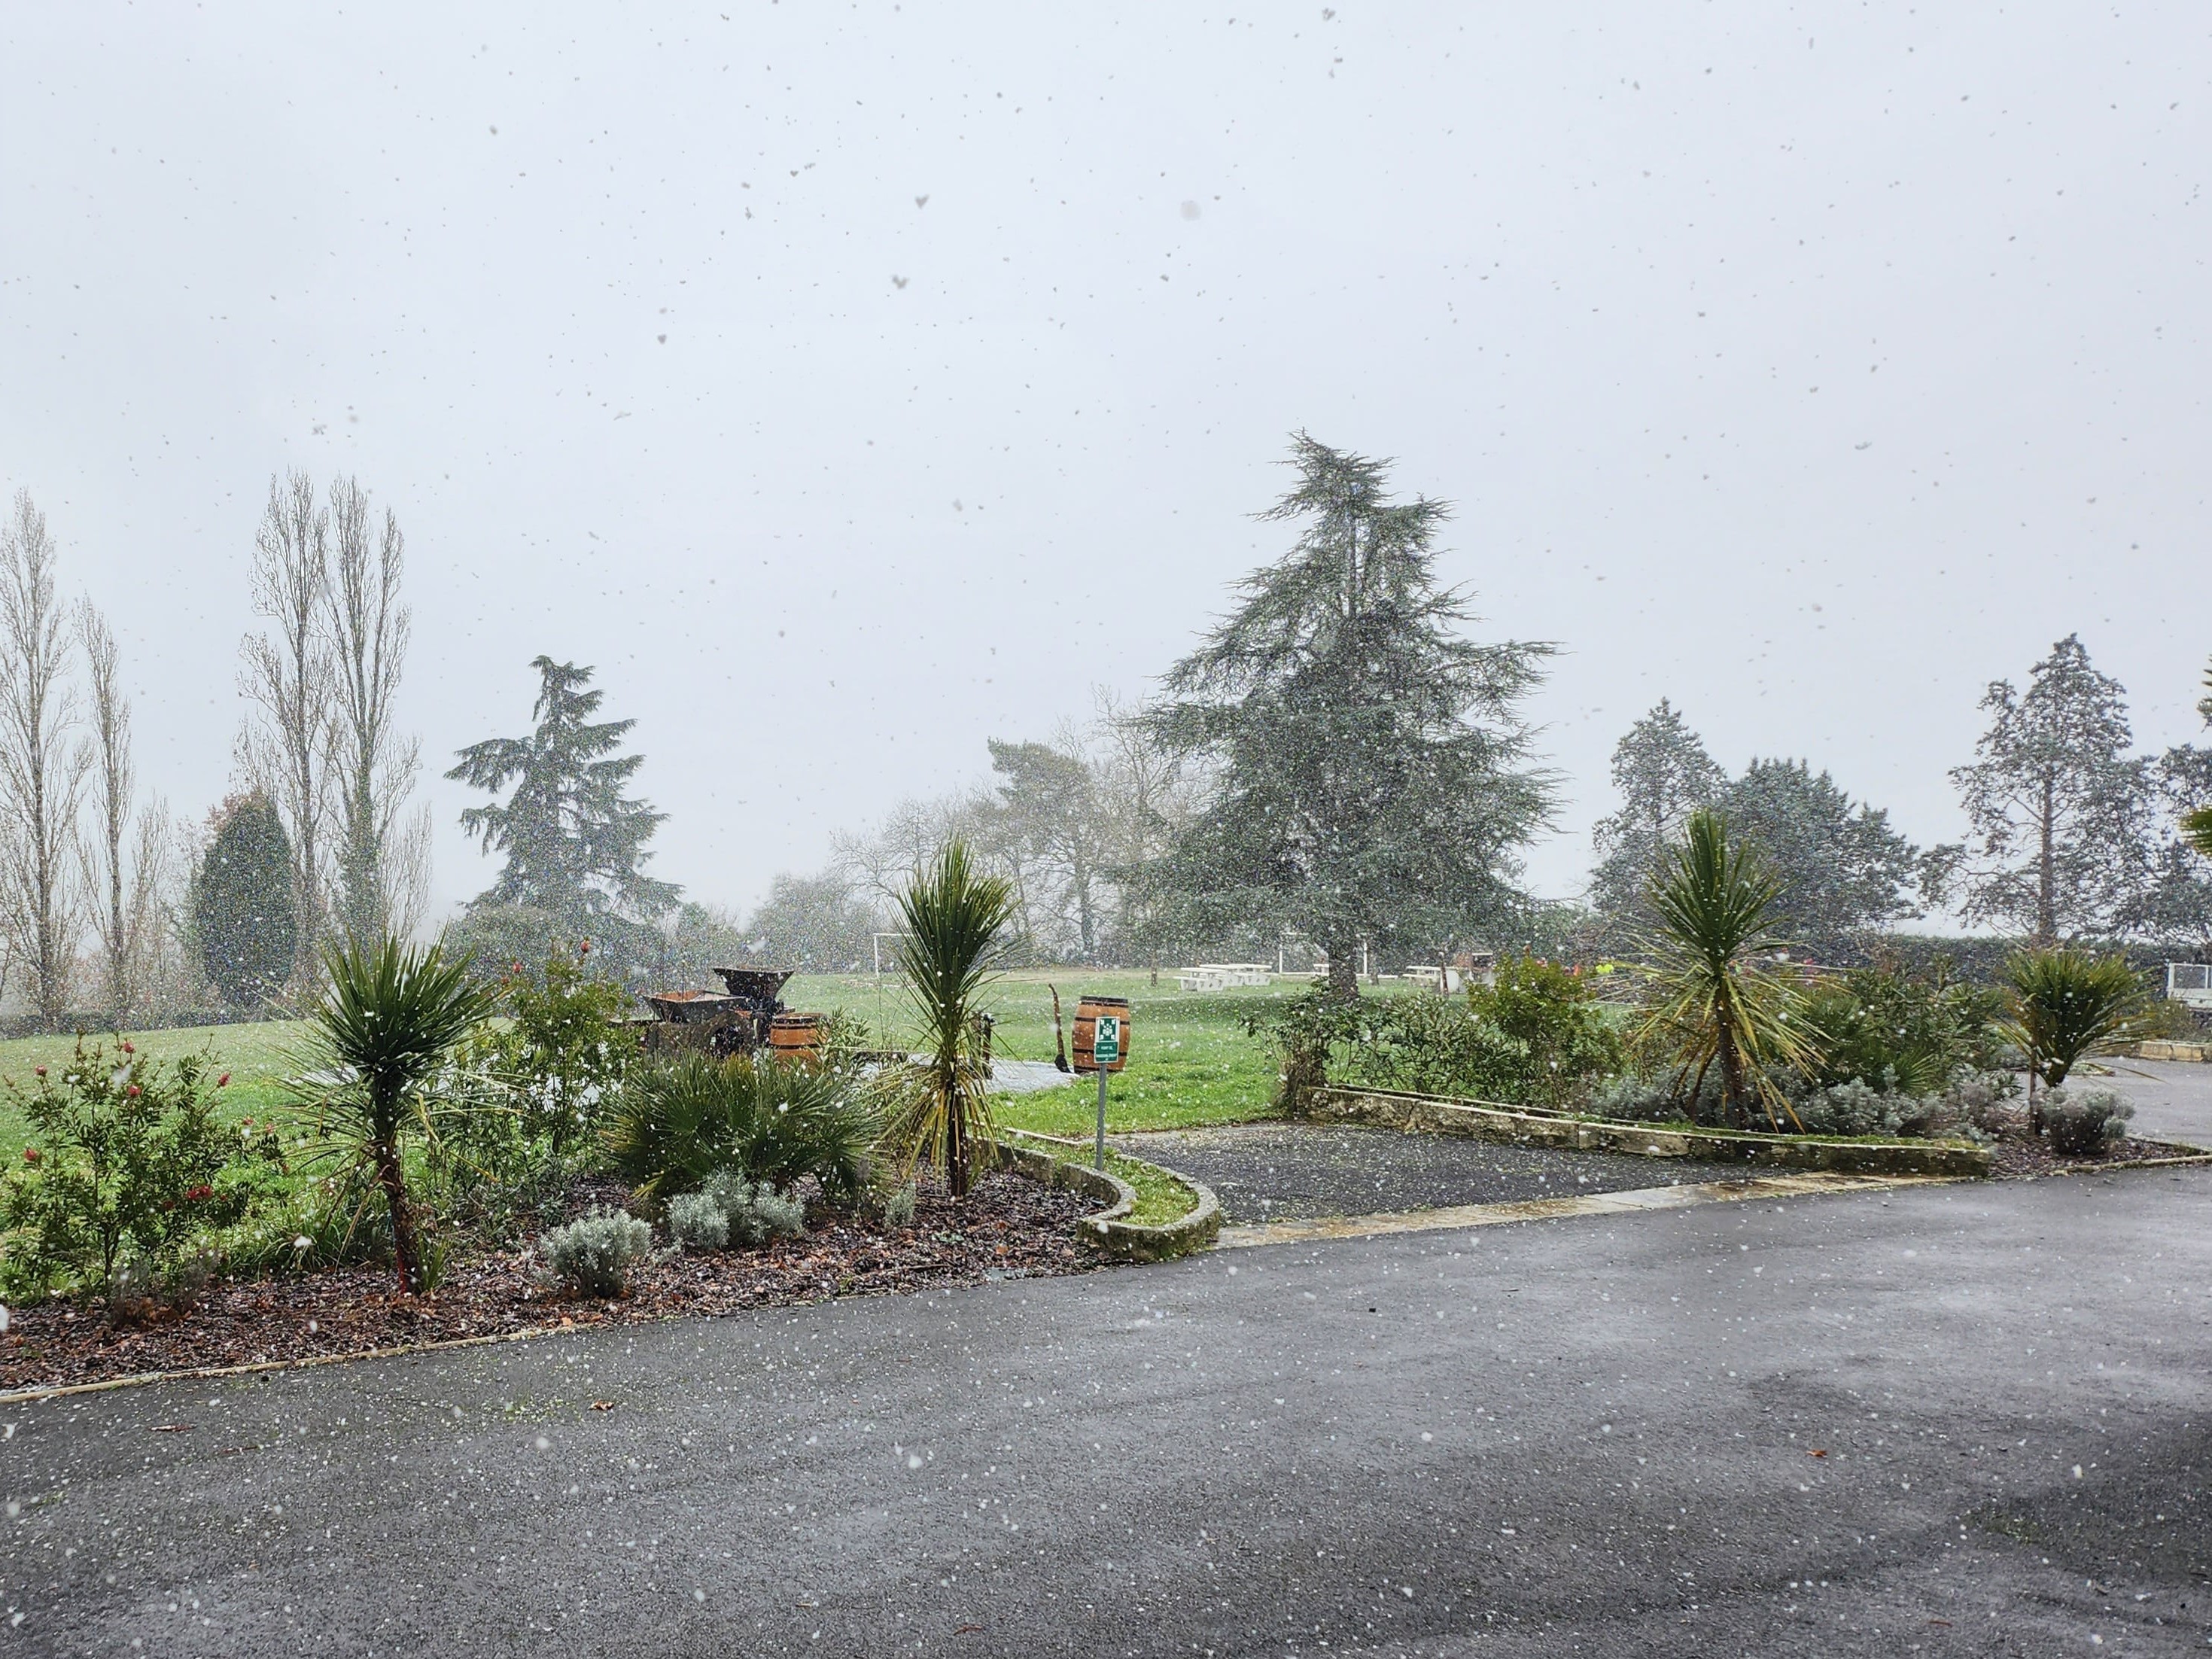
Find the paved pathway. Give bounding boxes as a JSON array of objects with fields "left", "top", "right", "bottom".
[
  {"left": 8, "top": 1167, "right": 2212, "bottom": 1655},
  {"left": 2104, "top": 1058, "right": 2212, "bottom": 1146},
  {"left": 1115, "top": 1121, "right": 1741, "bottom": 1224}
]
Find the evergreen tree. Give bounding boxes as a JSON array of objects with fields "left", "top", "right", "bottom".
[
  {"left": 1948, "top": 635, "right": 2153, "bottom": 942},
  {"left": 446, "top": 657, "right": 680, "bottom": 981},
  {"left": 1589, "top": 704, "right": 1931, "bottom": 952},
  {"left": 1720, "top": 758, "right": 1925, "bottom": 953},
  {"left": 1587, "top": 700, "right": 1726, "bottom": 927},
  {"left": 1144, "top": 434, "right": 1554, "bottom": 997},
  {"left": 192, "top": 792, "right": 298, "bottom": 1006}
]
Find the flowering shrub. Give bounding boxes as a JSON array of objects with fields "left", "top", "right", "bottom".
[{"left": 0, "top": 1041, "right": 279, "bottom": 1305}]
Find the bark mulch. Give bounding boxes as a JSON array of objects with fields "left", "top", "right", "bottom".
[
  {"left": 0, "top": 1170, "right": 1100, "bottom": 1395},
  {"left": 1986, "top": 1132, "right": 2210, "bottom": 1180}
]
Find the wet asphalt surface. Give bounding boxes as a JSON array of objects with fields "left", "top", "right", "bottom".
[
  {"left": 8, "top": 1168, "right": 2212, "bottom": 1656},
  {"left": 1113, "top": 1122, "right": 1741, "bottom": 1223}
]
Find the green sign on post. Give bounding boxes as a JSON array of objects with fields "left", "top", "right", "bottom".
[{"left": 1093, "top": 1015, "right": 1121, "bottom": 1067}]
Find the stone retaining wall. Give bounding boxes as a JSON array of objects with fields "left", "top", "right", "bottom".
[
  {"left": 995, "top": 1134, "right": 1222, "bottom": 1262},
  {"left": 1310, "top": 1086, "right": 1994, "bottom": 1179},
  {"left": 2133, "top": 1040, "right": 2212, "bottom": 1063}
]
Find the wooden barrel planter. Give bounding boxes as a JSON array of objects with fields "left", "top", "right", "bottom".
[
  {"left": 1071, "top": 995, "right": 1130, "bottom": 1073},
  {"left": 768, "top": 1012, "right": 823, "bottom": 1064}
]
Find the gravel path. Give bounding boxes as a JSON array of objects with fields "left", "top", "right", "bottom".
[{"left": 1112, "top": 1120, "right": 1742, "bottom": 1222}]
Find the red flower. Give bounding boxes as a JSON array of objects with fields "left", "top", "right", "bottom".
[
  {"left": 22, "top": 1147, "right": 39, "bottom": 1165},
  {"left": 183, "top": 1184, "right": 215, "bottom": 1203},
  {"left": 120, "top": 1040, "right": 134, "bottom": 1054},
  {"left": 125, "top": 1085, "right": 141, "bottom": 1098},
  {"left": 217, "top": 1073, "right": 230, "bottom": 1088},
  {"left": 32, "top": 1066, "right": 44, "bottom": 1078}
]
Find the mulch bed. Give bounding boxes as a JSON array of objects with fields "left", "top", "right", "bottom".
[
  {"left": 1986, "top": 1133, "right": 2208, "bottom": 1180},
  {"left": 0, "top": 1170, "right": 1100, "bottom": 1395}
]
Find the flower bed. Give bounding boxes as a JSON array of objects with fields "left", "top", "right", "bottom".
[{"left": 0, "top": 1169, "right": 1095, "bottom": 1397}]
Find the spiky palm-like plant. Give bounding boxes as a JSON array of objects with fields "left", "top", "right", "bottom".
[
  {"left": 288, "top": 937, "right": 497, "bottom": 1292},
  {"left": 1634, "top": 809, "right": 1811, "bottom": 1129},
  {"left": 877, "top": 841, "right": 1017, "bottom": 1198},
  {"left": 603, "top": 1052, "right": 874, "bottom": 1212},
  {"left": 2002, "top": 946, "right": 2144, "bottom": 1129}
]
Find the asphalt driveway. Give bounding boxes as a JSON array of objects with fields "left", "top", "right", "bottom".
[
  {"left": 1115, "top": 1121, "right": 1742, "bottom": 1222},
  {"left": 5, "top": 1167, "right": 2211, "bottom": 1656}
]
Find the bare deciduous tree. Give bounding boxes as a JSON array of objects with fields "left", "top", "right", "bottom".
[
  {"left": 0, "top": 492, "right": 87, "bottom": 1026},
  {"left": 324, "top": 476, "right": 421, "bottom": 942},
  {"left": 238, "top": 470, "right": 333, "bottom": 979},
  {"left": 78, "top": 602, "right": 162, "bottom": 1021}
]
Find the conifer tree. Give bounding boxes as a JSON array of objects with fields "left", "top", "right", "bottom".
[
  {"left": 447, "top": 657, "right": 679, "bottom": 980},
  {"left": 1145, "top": 434, "right": 1553, "bottom": 997}
]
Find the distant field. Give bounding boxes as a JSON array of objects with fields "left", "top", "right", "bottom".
[
  {"left": 0, "top": 970, "right": 1301, "bottom": 1161},
  {"left": 0, "top": 1020, "right": 307, "bottom": 1160},
  {"left": 784, "top": 968, "right": 1300, "bottom": 1137}
]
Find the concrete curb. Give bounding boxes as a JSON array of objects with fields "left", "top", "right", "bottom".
[
  {"left": 0, "top": 1320, "right": 567, "bottom": 1407},
  {"left": 996, "top": 1131, "right": 1222, "bottom": 1263},
  {"left": 1216, "top": 1170, "right": 1959, "bottom": 1250},
  {"left": 1311, "top": 1086, "right": 1994, "bottom": 1178}
]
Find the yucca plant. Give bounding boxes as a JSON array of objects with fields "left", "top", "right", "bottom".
[
  {"left": 2002, "top": 946, "right": 2145, "bottom": 1131},
  {"left": 1633, "top": 809, "right": 1811, "bottom": 1130},
  {"left": 286, "top": 936, "right": 497, "bottom": 1294},
  {"left": 876, "top": 840, "right": 1017, "bottom": 1198}
]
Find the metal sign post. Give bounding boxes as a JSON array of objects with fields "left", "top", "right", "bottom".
[
  {"left": 1073, "top": 998, "right": 1129, "bottom": 1173},
  {"left": 1091, "top": 1013, "right": 1121, "bottom": 1170}
]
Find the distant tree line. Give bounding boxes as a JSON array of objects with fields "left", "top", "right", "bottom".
[
  {"left": 1584, "top": 633, "right": 2212, "bottom": 966},
  {"left": 0, "top": 472, "right": 429, "bottom": 1030}
]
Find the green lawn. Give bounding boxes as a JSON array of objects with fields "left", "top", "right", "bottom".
[
  {"left": 0, "top": 970, "right": 1295, "bottom": 1164},
  {"left": 783, "top": 969, "right": 1295, "bottom": 1136},
  {"left": 0, "top": 1019, "right": 308, "bottom": 1161}
]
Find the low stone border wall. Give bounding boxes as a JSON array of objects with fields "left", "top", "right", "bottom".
[
  {"left": 1310, "top": 1086, "right": 1994, "bottom": 1179},
  {"left": 996, "top": 1132, "right": 1223, "bottom": 1263},
  {"left": 2132, "top": 1040, "right": 2212, "bottom": 1063}
]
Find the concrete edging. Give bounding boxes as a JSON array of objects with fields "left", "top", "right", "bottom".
[
  {"left": 1310, "top": 1085, "right": 1994, "bottom": 1178},
  {"left": 996, "top": 1131, "right": 1222, "bottom": 1263}
]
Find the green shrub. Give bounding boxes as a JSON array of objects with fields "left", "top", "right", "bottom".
[
  {"left": 665, "top": 1190, "right": 729, "bottom": 1251},
  {"left": 0, "top": 1042, "right": 275, "bottom": 1304},
  {"left": 1263, "top": 958, "right": 1619, "bottom": 1111},
  {"left": 603, "top": 1054, "right": 874, "bottom": 1210},
  {"left": 881, "top": 1182, "right": 917, "bottom": 1228},
  {"left": 1803, "top": 964, "right": 2004, "bottom": 1096},
  {"left": 2042, "top": 1088, "right": 2134, "bottom": 1157},
  {"left": 668, "top": 1167, "right": 807, "bottom": 1250},
  {"left": 1465, "top": 956, "right": 1622, "bottom": 1110},
  {"left": 540, "top": 1206, "right": 652, "bottom": 1296},
  {"left": 482, "top": 945, "right": 633, "bottom": 1149}
]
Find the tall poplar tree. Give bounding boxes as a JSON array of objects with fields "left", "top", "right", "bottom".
[{"left": 1144, "top": 434, "right": 1554, "bottom": 997}]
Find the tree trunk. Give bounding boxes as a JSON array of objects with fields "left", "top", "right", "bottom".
[
  {"left": 2037, "top": 772, "right": 2057, "bottom": 945},
  {"left": 373, "top": 1138, "right": 422, "bottom": 1295},
  {"left": 1716, "top": 1015, "right": 1748, "bottom": 1131},
  {"left": 945, "top": 1066, "right": 969, "bottom": 1198},
  {"left": 1324, "top": 942, "right": 1359, "bottom": 1002}
]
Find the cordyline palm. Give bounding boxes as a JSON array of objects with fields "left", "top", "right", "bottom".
[
  {"left": 288, "top": 937, "right": 497, "bottom": 1292},
  {"left": 1633, "top": 809, "right": 1811, "bottom": 1130},
  {"left": 876, "top": 841, "right": 1016, "bottom": 1198},
  {"left": 2002, "top": 946, "right": 2144, "bottom": 1130}
]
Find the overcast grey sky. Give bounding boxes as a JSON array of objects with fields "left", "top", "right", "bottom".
[{"left": 3, "top": 2, "right": 2207, "bottom": 919}]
